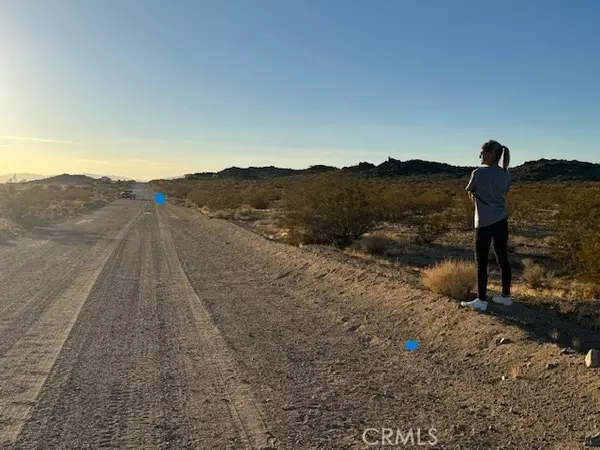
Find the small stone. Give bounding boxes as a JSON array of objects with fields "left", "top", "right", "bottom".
[
  {"left": 345, "top": 323, "right": 361, "bottom": 332},
  {"left": 497, "top": 337, "right": 512, "bottom": 345},
  {"left": 585, "top": 349, "right": 600, "bottom": 368},
  {"left": 546, "top": 362, "right": 559, "bottom": 370},
  {"left": 560, "top": 347, "right": 576, "bottom": 355},
  {"left": 501, "top": 376, "right": 507, "bottom": 381}
]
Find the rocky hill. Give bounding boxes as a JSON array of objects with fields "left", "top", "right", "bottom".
[
  {"left": 30, "top": 174, "right": 98, "bottom": 185},
  {"left": 163, "top": 158, "right": 600, "bottom": 183},
  {"left": 510, "top": 159, "right": 600, "bottom": 182}
]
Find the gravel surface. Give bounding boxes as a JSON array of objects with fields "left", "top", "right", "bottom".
[{"left": 0, "top": 184, "right": 598, "bottom": 449}]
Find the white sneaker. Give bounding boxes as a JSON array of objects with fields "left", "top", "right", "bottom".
[
  {"left": 460, "top": 298, "right": 489, "bottom": 311},
  {"left": 492, "top": 296, "right": 513, "bottom": 306}
]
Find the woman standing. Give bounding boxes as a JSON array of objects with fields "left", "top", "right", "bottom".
[{"left": 461, "top": 140, "right": 513, "bottom": 311}]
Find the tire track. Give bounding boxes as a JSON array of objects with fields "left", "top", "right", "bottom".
[
  {"left": 0, "top": 204, "right": 145, "bottom": 338},
  {"left": 155, "top": 207, "right": 272, "bottom": 450},
  {"left": 0, "top": 203, "right": 144, "bottom": 448},
  {"left": 7, "top": 200, "right": 254, "bottom": 449}
]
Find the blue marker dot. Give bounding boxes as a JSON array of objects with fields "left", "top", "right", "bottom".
[
  {"left": 405, "top": 340, "right": 419, "bottom": 351},
  {"left": 154, "top": 192, "right": 166, "bottom": 205}
]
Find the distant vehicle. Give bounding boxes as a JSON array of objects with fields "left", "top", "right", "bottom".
[{"left": 120, "top": 189, "right": 136, "bottom": 199}]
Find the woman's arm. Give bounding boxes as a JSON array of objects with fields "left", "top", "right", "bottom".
[{"left": 466, "top": 170, "right": 477, "bottom": 196}]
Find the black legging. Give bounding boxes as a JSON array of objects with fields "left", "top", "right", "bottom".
[{"left": 475, "top": 218, "right": 512, "bottom": 300}]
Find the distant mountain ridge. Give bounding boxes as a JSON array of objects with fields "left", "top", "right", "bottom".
[
  {"left": 180, "top": 158, "right": 600, "bottom": 182},
  {"left": 29, "top": 174, "right": 99, "bottom": 185},
  {"left": 81, "top": 173, "right": 137, "bottom": 181},
  {"left": 509, "top": 159, "right": 600, "bottom": 181},
  {"left": 5, "top": 158, "right": 600, "bottom": 185},
  {"left": 0, "top": 173, "right": 137, "bottom": 184}
]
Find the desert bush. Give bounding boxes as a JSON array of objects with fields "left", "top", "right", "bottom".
[
  {"left": 422, "top": 259, "right": 476, "bottom": 301},
  {"left": 552, "top": 186, "right": 600, "bottom": 284},
  {"left": 283, "top": 171, "right": 383, "bottom": 246},
  {"left": 247, "top": 190, "right": 271, "bottom": 209},
  {"left": 375, "top": 183, "right": 453, "bottom": 222},
  {"left": 206, "top": 190, "right": 245, "bottom": 211},
  {"left": 187, "top": 188, "right": 209, "bottom": 207},
  {"left": 160, "top": 181, "right": 194, "bottom": 199},
  {"left": 413, "top": 213, "right": 450, "bottom": 245},
  {"left": 412, "top": 190, "right": 453, "bottom": 215},
  {"left": 62, "top": 187, "right": 92, "bottom": 202},
  {"left": 0, "top": 185, "right": 47, "bottom": 227},
  {"left": 376, "top": 182, "right": 413, "bottom": 222},
  {"left": 357, "top": 234, "right": 396, "bottom": 255},
  {"left": 522, "top": 258, "right": 546, "bottom": 288},
  {"left": 283, "top": 227, "right": 308, "bottom": 246}
]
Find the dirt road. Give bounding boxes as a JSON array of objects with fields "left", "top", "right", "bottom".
[{"left": 1, "top": 185, "right": 598, "bottom": 449}]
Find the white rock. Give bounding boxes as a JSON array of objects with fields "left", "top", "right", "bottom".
[{"left": 585, "top": 349, "right": 600, "bottom": 368}]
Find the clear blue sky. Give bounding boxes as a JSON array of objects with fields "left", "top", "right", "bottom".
[{"left": 2, "top": 0, "right": 599, "bottom": 180}]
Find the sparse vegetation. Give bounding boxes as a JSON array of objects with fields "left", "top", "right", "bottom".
[
  {"left": 552, "top": 185, "right": 600, "bottom": 286},
  {"left": 0, "top": 181, "right": 127, "bottom": 232},
  {"left": 522, "top": 259, "right": 546, "bottom": 289},
  {"left": 282, "top": 171, "right": 383, "bottom": 246},
  {"left": 413, "top": 213, "right": 450, "bottom": 245},
  {"left": 356, "top": 234, "right": 396, "bottom": 255},
  {"left": 153, "top": 171, "right": 600, "bottom": 304},
  {"left": 421, "top": 259, "right": 476, "bottom": 301}
]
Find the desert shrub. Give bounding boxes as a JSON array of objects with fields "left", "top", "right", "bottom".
[
  {"left": 522, "top": 258, "right": 546, "bottom": 288},
  {"left": 0, "top": 185, "right": 48, "bottom": 226},
  {"left": 206, "top": 190, "right": 245, "bottom": 211},
  {"left": 376, "top": 182, "right": 413, "bottom": 222},
  {"left": 356, "top": 234, "right": 396, "bottom": 255},
  {"left": 375, "top": 183, "right": 453, "bottom": 222},
  {"left": 187, "top": 188, "right": 209, "bottom": 207},
  {"left": 413, "top": 213, "right": 450, "bottom": 245},
  {"left": 553, "top": 186, "right": 600, "bottom": 283},
  {"left": 571, "top": 228, "right": 600, "bottom": 284},
  {"left": 421, "top": 259, "right": 476, "bottom": 301},
  {"left": 62, "top": 187, "right": 92, "bottom": 202},
  {"left": 247, "top": 190, "right": 271, "bottom": 209},
  {"left": 283, "top": 171, "right": 383, "bottom": 246},
  {"left": 160, "top": 181, "right": 194, "bottom": 199},
  {"left": 283, "top": 227, "right": 308, "bottom": 246},
  {"left": 412, "top": 189, "right": 453, "bottom": 215}
]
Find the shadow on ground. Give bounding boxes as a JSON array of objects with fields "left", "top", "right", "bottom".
[
  {"left": 369, "top": 242, "right": 600, "bottom": 354},
  {"left": 487, "top": 300, "right": 600, "bottom": 354}
]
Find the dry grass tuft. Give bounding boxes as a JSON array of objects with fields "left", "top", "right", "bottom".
[
  {"left": 509, "top": 366, "right": 521, "bottom": 380},
  {"left": 522, "top": 258, "right": 546, "bottom": 289},
  {"left": 421, "top": 259, "right": 476, "bottom": 302},
  {"left": 357, "top": 234, "right": 396, "bottom": 255}
]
